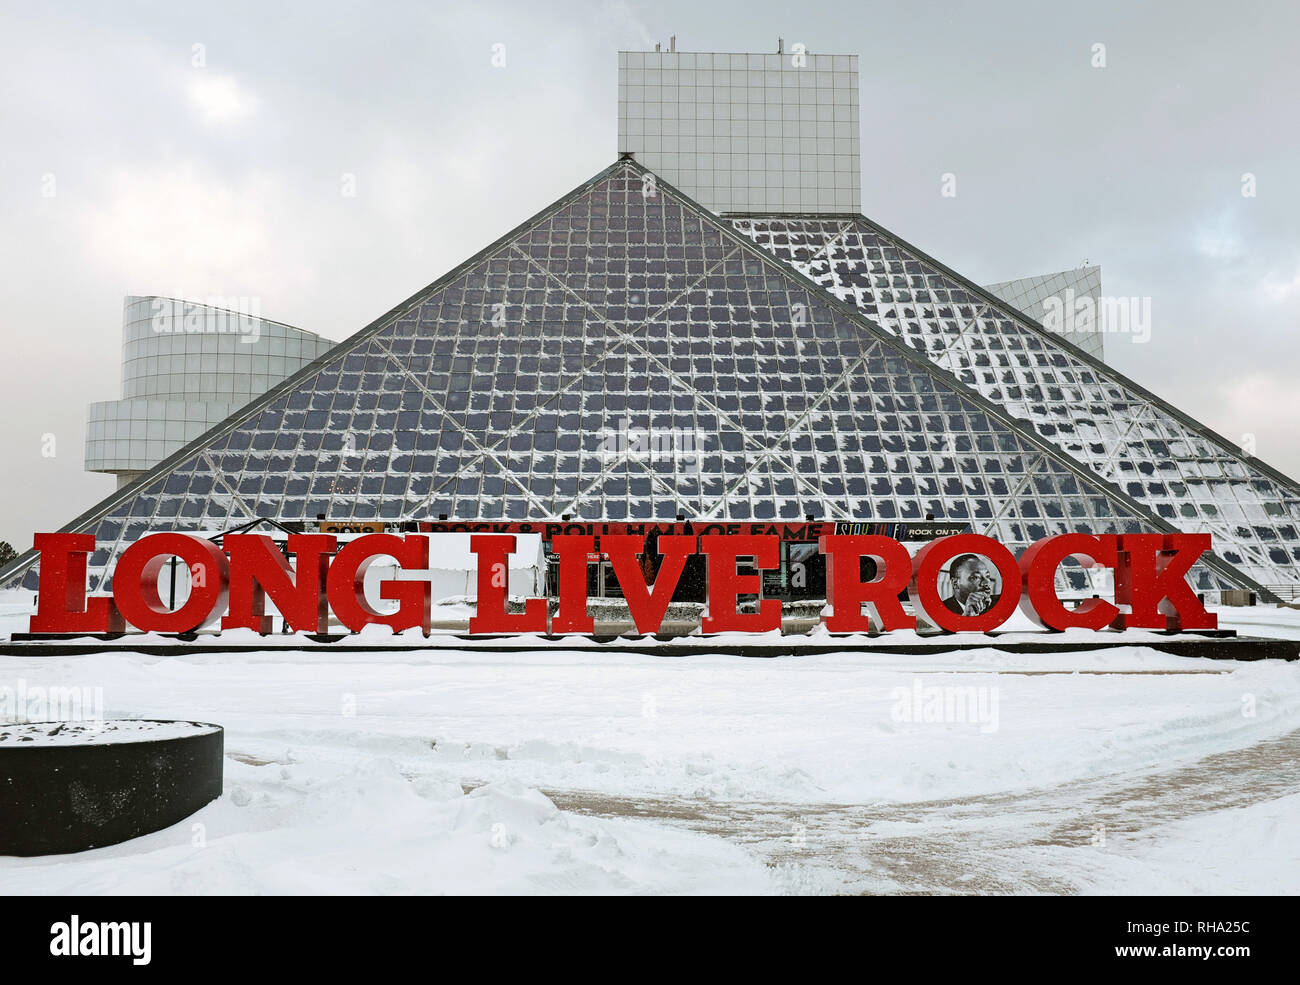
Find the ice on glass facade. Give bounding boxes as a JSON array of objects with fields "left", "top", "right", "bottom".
[
  {"left": 727, "top": 214, "right": 1300, "bottom": 592},
  {"left": 3, "top": 159, "right": 1293, "bottom": 600}
]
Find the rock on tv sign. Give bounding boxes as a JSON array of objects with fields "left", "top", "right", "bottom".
[{"left": 27, "top": 531, "right": 1218, "bottom": 636}]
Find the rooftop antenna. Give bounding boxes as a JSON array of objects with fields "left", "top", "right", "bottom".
[
  {"left": 778, "top": 37, "right": 784, "bottom": 54},
  {"left": 655, "top": 42, "right": 661, "bottom": 52},
  {"left": 669, "top": 35, "right": 676, "bottom": 52}
]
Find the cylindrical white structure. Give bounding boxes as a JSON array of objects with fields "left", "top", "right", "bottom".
[{"left": 85, "top": 296, "right": 336, "bottom": 487}]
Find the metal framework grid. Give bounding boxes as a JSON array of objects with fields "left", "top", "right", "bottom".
[{"left": 1, "top": 159, "right": 1292, "bottom": 600}]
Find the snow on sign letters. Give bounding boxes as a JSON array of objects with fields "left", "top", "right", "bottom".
[{"left": 25, "top": 530, "right": 1218, "bottom": 637}]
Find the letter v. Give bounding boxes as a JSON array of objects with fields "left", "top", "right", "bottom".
[{"left": 603, "top": 535, "right": 695, "bottom": 634}]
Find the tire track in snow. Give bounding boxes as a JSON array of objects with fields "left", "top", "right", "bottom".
[{"left": 544, "top": 727, "right": 1300, "bottom": 894}]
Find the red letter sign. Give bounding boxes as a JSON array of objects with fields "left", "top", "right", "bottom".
[
  {"left": 604, "top": 534, "right": 696, "bottom": 635},
  {"left": 1112, "top": 533, "right": 1217, "bottom": 631},
  {"left": 29, "top": 533, "right": 123, "bottom": 634},
  {"left": 325, "top": 534, "right": 431, "bottom": 634},
  {"left": 818, "top": 534, "right": 915, "bottom": 632},
  {"left": 222, "top": 534, "right": 336, "bottom": 634},
  {"left": 112, "top": 534, "right": 230, "bottom": 633},
  {"left": 700, "top": 534, "right": 781, "bottom": 634},
  {"left": 468, "top": 535, "right": 547, "bottom": 633},
  {"left": 550, "top": 534, "right": 594, "bottom": 634},
  {"left": 1018, "top": 534, "right": 1120, "bottom": 631},
  {"left": 912, "top": 534, "right": 1021, "bottom": 633}
]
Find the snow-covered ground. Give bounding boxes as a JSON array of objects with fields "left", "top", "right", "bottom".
[{"left": 1, "top": 603, "right": 1298, "bottom": 894}]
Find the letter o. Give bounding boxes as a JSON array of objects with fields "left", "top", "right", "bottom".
[
  {"left": 912, "top": 534, "right": 1021, "bottom": 632},
  {"left": 113, "top": 534, "right": 229, "bottom": 632}
]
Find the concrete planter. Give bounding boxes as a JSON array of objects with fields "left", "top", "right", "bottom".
[{"left": 0, "top": 720, "right": 223, "bottom": 857}]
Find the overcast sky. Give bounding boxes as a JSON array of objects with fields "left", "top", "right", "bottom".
[{"left": 1, "top": 0, "right": 1297, "bottom": 551}]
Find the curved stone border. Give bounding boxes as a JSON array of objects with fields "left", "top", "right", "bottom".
[{"left": 0, "top": 720, "right": 223, "bottom": 856}]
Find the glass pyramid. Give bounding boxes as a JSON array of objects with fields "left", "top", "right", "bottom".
[
  {"left": 0, "top": 160, "right": 1281, "bottom": 597},
  {"left": 728, "top": 214, "right": 1300, "bottom": 594}
]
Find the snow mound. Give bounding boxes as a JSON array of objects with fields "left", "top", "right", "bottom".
[{"left": 0, "top": 757, "right": 780, "bottom": 895}]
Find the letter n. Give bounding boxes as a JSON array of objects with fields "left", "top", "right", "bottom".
[{"left": 222, "top": 534, "right": 335, "bottom": 634}]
